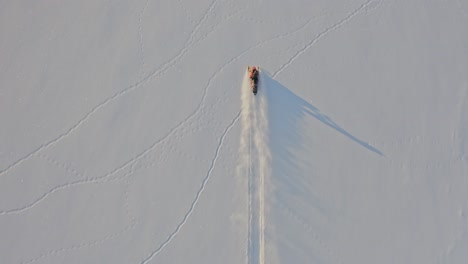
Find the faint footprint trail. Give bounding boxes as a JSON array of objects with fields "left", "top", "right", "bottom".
[
  {"left": 239, "top": 71, "right": 270, "bottom": 264},
  {"left": 0, "top": 12, "right": 324, "bottom": 216},
  {"left": 138, "top": 0, "right": 151, "bottom": 80},
  {"left": 1, "top": 0, "right": 316, "bottom": 181},
  {"left": 273, "top": 0, "right": 375, "bottom": 78},
  {"left": 20, "top": 162, "right": 142, "bottom": 264},
  {"left": 21, "top": 220, "right": 138, "bottom": 264},
  {"left": 0, "top": 0, "right": 220, "bottom": 179},
  {"left": 0, "top": 0, "right": 222, "bottom": 216},
  {"left": 140, "top": 111, "right": 241, "bottom": 264}
]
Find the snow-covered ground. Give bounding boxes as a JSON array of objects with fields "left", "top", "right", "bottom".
[{"left": 1, "top": 0, "right": 468, "bottom": 263}]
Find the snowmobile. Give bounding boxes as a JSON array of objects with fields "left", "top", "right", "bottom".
[{"left": 248, "top": 66, "right": 259, "bottom": 95}]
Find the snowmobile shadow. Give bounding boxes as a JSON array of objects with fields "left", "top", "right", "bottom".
[
  {"left": 261, "top": 73, "right": 382, "bottom": 261},
  {"left": 263, "top": 75, "right": 383, "bottom": 156}
]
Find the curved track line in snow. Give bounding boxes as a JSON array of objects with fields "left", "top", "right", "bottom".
[
  {"left": 20, "top": 163, "right": 141, "bottom": 264},
  {"left": 0, "top": 0, "right": 223, "bottom": 213},
  {"left": 0, "top": 11, "right": 326, "bottom": 216},
  {"left": 273, "top": 0, "right": 374, "bottom": 78},
  {"left": 0, "top": 151, "right": 147, "bottom": 215},
  {"left": 140, "top": 112, "right": 241, "bottom": 264},
  {"left": 21, "top": 220, "right": 138, "bottom": 264},
  {"left": 0, "top": 0, "right": 219, "bottom": 178},
  {"left": 0, "top": 13, "right": 320, "bottom": 215},
  {"left": 0, "top": 174, "right": 113, "bottom": 215}
]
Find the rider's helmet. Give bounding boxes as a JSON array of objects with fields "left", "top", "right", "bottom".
[{"left": 251, "top": 66, "right": 256, "bottom": 71}]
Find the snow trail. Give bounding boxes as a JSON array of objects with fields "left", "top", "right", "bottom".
[
  {"left": 238, "top": 70, "right": 270, "bottom": 264},
  {"left": 238, "top": 72, "right": 254, "bottom": 262},
  {"left": 254, "top": 82, "right": 270, "bottom": 264}
]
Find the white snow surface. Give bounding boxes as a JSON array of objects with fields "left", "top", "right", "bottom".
[{"left": 1, "top": 0, "right": 468, "bottom": 263}]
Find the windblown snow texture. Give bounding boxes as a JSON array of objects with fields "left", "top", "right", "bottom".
[{"left": 1, "top": 0, "right": 468, "bottom": 263}]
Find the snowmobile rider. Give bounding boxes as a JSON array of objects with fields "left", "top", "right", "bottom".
[
  {"left": 249, "top": 66, "right": 259, "bottom": 95},
  {"left": 249, "top": 66, "right": 259, "bottom": 83}
]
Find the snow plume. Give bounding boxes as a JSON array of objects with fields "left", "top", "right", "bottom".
[
  {"left": 238, "top": 70, "right": 270, "bottom": 264},
  {"left": 237, "top": 72, "right": 254, "bottom": 179}
]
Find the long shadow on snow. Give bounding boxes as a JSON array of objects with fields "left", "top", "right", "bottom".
[
  {"left": 265, "top": 77, "right": 382, "bottom": 156},
  {"left": 262, "top": 73, "right": 382, "bottom": 162},
  {"left": 261, "top": 72, "right": 382, "bottom": 262}
]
